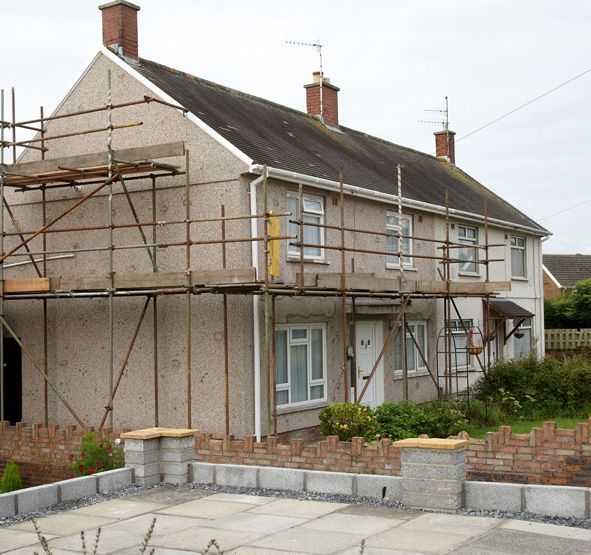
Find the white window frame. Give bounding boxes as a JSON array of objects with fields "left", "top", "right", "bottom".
[
  {"left": 458, "top": 225, "right": 479, "bottom": 274},
  {"left": 510, "top": 235, "right": 527, "bottom": 278},
  {"left": 287, "top": 192, "right": 325, "bottom": 261},
  {"left": 275, "top": 323, "right": 327, "bottom": 408},
  {"left": 513, "top": 317, "right": 533, "bottom": 358},
  {"left": 386, "top": 213, "right": 413, "bottom": 269},
  {"left": 394, "top": 320, "right": 428, "bottom": 375},
  {"left": 448, "top": 319, "right": 474, "bottom": 369}
]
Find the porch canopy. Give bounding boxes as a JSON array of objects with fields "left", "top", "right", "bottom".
[{"left": 485, "top": 299, "right": 534, "bottom": 343}]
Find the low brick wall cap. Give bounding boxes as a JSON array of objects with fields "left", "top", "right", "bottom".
[
  {"left": 393, "top": 438, "right": 468, "bottom": 450},
  {"left": 120, "top": 427, "right": 199, "bottom": 440}
]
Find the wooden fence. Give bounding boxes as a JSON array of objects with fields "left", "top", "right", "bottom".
[{"left": 545, "top": 328, "right": 591, "bottom": 350}]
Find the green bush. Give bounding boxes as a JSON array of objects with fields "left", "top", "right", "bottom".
[
  {"left": 472, "top": 355, "right": 591, "bottom": 418},
  {"left": 69, "top": 432, "right": 123, "bottom": 478},
  {"left": 421, "top": 401, "right": 469, "bottom": 438},
  {"left": 0, "top": 460, "right": 22, "bottom": 493},
  {"left": 318, "top": 403, "right": 379, "bottom": 441},
  {"left": 374, "top": 401, "right": 429, "bottom": 440},
  {"left": 544, "top": 278, "right": 591, "bottom": 328},
  {"left": 463, "top": 399, "right": 502, "bottom": 427}
]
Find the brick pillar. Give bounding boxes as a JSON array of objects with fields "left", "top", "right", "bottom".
[{"left": 395, "top": 438, "right": 468, "bottom": 511}]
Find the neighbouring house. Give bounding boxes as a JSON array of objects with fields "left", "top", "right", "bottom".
[
  {"left": 543, "top": 254, "right": 591, "bottom": 298},
  {"left": 0, "top": 1, "right": 549, "bottom": 440}
]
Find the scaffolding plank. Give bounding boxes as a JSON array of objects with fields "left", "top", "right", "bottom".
[
  {"left": 7, "top": 141, "right": 186, "bottom": 176},
  {"left": 4, "top": 277, "right": 50, "bottom": 293},
  {"left": 191, "top": 267, "right": 256, "bottom": 286},
  {"left": 53, "top": 268, "right": 257, "bottom": 292}
]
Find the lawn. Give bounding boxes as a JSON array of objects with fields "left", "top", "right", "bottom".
[{"left": 467, "top": 415, "right": 589, "bottom": 439}]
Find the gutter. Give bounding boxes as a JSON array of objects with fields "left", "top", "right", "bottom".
[
  {"left": 249, "top": 174, "right": 264, "bottom": 442},
  {"left": 249, "top": 164, "right": 550, "bottom": 237}
]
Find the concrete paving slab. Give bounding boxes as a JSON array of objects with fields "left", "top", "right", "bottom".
[
  {"left": 453, "top": 528, "right": 591, "bottom": 554},
  {"left": 502, "top": 519, "right": 591, "bottom": 541},
  {"left": 248, "top": 498, "right": 347, "bottom": 519},
  {"left": 250, "top": 527, "right": 364, "bottom": 554},
  {"left": 157, "top": 499, "right": 256, "bottom": 519},
  {"left": 4, "top": 548, "right": 80, "bottom": 555},
  {"left": 47, "top": 527, "right": 146, "bottom": 554},
  {"left": 397, "top": 512, "right": 503, "bottom": 536},
  {"left": 336, "top": 504, "right": 419, "bottom": 520},
  {"left": 8, "top": 512, "right": 117, "bottom": 536},
  {"left": 206, "top": 492, "right": 274, "bottom": 505},
  {"left": 71, "top": 498, "right": 165, "bottom": 519},
  {"left": 204, "top": 512, "right": 307, "bottom": 534},
  {"left": 364, "top": 527, "right": 472, "bottom": 554},
  {"left": 0, "top": 528, "right": 56, "bottom": 552},
  {"left": 230, "top": 548, "right": 305, "bottom": 555},
  {"left": 302, "top": 512, "right": 403, "bottom": 535},
  {"left": 151, "top": 526, "right": 262, "bottom": 552},
  {"left": 100, "top": 512, "right": 208, "bottom": 537},
  {"left": 112, "top": 549, "right": 202, "bottom": 555},
  {"left": 125, "top": 486, "right": 209, "bottom": 505},
  {"left": 337, "top": 548, "right": 426, "bottom": 555}
]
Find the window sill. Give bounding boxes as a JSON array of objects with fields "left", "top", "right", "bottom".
[
  {"left": 386, "top": 265, "right": 417, "bottom": 272},
  {"left": 393, "top": 370, "right": 431, "bottom": 380},
  {"left": 287, "top": 257, "right": 329, "bottom": 265},
  {"left": 277, "top": 400, "right": 328, "bottom": 415},
  {"left": 458, "top": 272, "right": 481, "bottom": 278},
  {"left": 511, "top": 276, "right": 528, "bottom": 281}
]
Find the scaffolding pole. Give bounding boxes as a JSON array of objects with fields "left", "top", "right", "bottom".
[{"left": 184, "top": 150, "right": 192, "bottom": 428}]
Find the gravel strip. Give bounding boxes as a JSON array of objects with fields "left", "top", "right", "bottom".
[{"left": 1, "top": 482, "right": 590, "bottom": 531}]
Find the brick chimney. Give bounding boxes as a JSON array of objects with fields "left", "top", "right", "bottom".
[
  {"left": 304, "top": 72, "right": 340, "bottom": 128},
  {"left": 99, "top": 1, "right": 140, "bottom": 60},
  {"left": 434, "top": 130, "right": 456, "bottom": 164}
]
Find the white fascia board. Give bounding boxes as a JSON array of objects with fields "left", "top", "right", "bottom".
[
  {"left": 251, "top": 164, "right": 549, "bottom": 237},
  {"left": 101, "top": 47, "right": 253, "bottom": 167},
  {"left": 542, "top": 264, "right": 562, "bottom": 289}
]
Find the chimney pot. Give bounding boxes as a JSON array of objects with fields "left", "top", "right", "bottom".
[
  {"left": 99, "top": 0, "right": 140, "bottom": 60},
  {"left": 434, "top": 130, "right": 456, "bottom": 164},
  {"left": 304, "top": 72, "right": 340, "bottom": 128}
]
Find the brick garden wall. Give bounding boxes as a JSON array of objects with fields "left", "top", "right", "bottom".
[
  {"left": 2, "top": 419, "right": 591, "bottom": 487},
  {"left": 0, "top": 422, "right": 118, "bottom": 487}
]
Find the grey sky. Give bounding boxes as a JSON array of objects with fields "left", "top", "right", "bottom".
[{"left": 2, "top": 0, "right": 590, "bottom": 253}]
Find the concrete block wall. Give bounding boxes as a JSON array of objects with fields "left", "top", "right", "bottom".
[{"left": 0, "top": 468, "right": 132, "bottom": 518}]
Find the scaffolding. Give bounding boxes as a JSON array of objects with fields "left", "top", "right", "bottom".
[{"left": 0, "top": 75, "right": 509, "bottom": 439}]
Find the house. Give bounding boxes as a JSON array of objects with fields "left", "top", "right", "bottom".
[
  {"left": 0, "top": 1, "right": 548, "bottom": 440},
  {"left": 543, "top": 254, "right": 591, "bottom": 298}
]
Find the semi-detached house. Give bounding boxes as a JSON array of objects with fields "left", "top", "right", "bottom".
[{"left": 0, "top": 1, "right": 549, "bottom": 440}]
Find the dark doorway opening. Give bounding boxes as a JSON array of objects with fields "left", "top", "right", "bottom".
[{"left": 3, "top": 338, "right": 22, "bottom": 424}]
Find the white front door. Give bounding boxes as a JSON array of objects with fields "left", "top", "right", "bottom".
[{"left": 355, "top": 320, "right": 384, "bottom": 409}]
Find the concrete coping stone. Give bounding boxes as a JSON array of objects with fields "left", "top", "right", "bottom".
[
  {"left": 120, "top": 427, "right": 199, "bottom": 440},
  {"left": 393, "top": 438, "right": 469, "bottom": 450}
]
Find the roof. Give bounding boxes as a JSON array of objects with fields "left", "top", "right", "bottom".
[
  {"left": 543, "top": 254, "right": 591, "bottom": 288},
  {"left": 488, "top": 299, "right": 534, "bottom": 319},
  {"left": 128, "top": 56, "right": 547, "bottom": 234}
]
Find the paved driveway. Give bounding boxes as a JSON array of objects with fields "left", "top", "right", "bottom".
[{"left": 1, "top": 487, "right": 590, "bottom": 554}]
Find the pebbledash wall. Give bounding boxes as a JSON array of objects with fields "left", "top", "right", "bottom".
[{"left": 2, "top": 419, "right": 591, "bottom": 487}]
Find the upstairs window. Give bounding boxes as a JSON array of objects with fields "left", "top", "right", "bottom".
[
  {"left": 510, "top": 235, "right": 527, "bottom": 278},
  {"left": 458, "top": 225, "right": 478, "bottom": 274},
  {"left": 288, "top": 193, "right": 324, "bottom": 260},
  {"left": 386, "top": 213, "right": 412, "bottom": 268}
]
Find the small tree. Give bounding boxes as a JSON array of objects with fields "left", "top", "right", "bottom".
[{"left": 1, "top": 460, "right": 23, "bottom": 493}]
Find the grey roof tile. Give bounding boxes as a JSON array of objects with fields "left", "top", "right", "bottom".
[{"left": 543, "top": 254, "right": 591, "bottom": 287}]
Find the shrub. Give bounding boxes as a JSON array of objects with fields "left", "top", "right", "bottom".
[
  {"left": 374, "top": 401, "right": 430, "bottom": 441},
  {"left": 463, "top": 398, "right": 502, "bottom": 427},
  {"left": 472, "top": 355, "right": 591, "bottom": 418},
  {"left": 70, "top": 432, "right": 123, "bottom": 478},
  {"left": 421, "top": 401, "right": 469, "bottom": 438},
  {"left": 318, "top": 403, "right": 379, "bottom": 441},
  {"left": 0, "top": 460, "right": 22, "bottom": 493}
]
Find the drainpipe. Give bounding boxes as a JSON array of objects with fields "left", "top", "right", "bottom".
[{"left": 250, "top": 174, "right": 264, "bottom": 441}]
